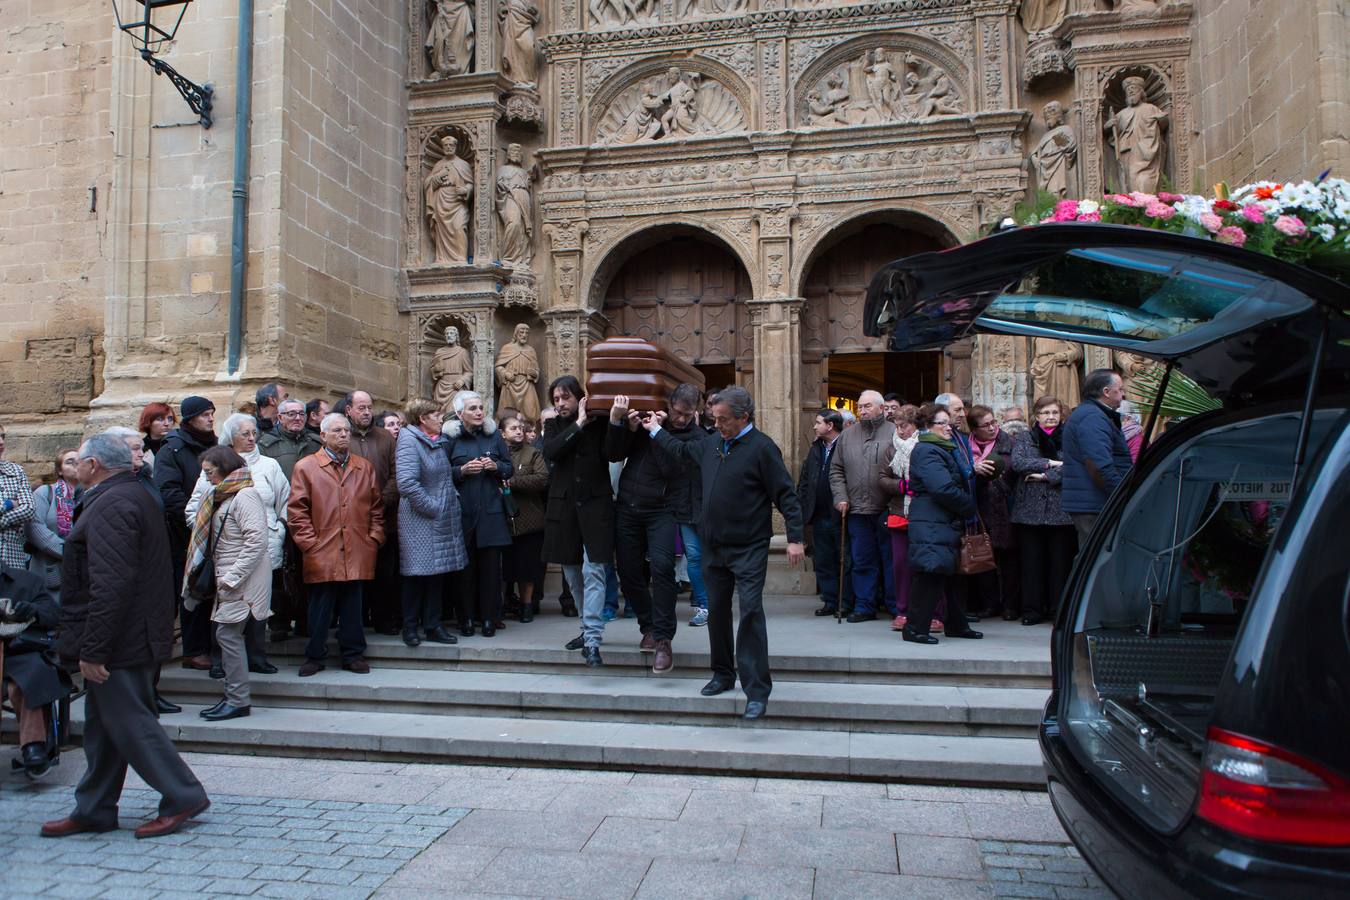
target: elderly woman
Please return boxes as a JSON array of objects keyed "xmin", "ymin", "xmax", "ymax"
[
  {"xmin": 1011, "ymin": 396, "xmax": 1077, "ymax": 626},
  {"xmin": 967, "ymin": 404, "xmax": 1020, "ymax": 621},
  {"xmin": 138, "ymin": 401, "xmax": 177, "ymax": 473},
  {"xmin": 187, "ymin": 446, "xmax": 271, "ymax": 721},
  {"xmin": 2, "ymin": 566, "xmax": 70, "ymax": 779},
  {"xmin": 445, "ymin": 391, "xmax": 514, "ymax": 637},
  {"xmin": 186, "ymin": 413, "xmax": 287, "ymax": 676},
  {"xmin": 395, "ymin": 399, "xmax": 466, "ymax": 647},
  {"xmin": 0, "ymin": 421, "xmax": 36, "ymax": 573},
  {"xmin": 501, "ymin": 415, "xmax": 548, "ymax": 623},
  {"xmin": 26, "ymin": 448, "xmax": 81, "ymax": 600},
  {"xmin": 880, "ymin": 406, "xmax": 944, "ymax": 633},
  {"xmin": 903, "ymin": 403, "xmax": 982, "ymax": 645}
]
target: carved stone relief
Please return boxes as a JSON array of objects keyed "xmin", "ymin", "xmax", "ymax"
[
  {"xmin": 1027, "ymin": 100, "xmax": 1078, "ymax": 198},
  {"xmin": 801, "ymin": 48, "xmax": 963, "ymax": 128},
  {"xmin": 700, "ymin": 42, "xmax": 757, "ymax": 84},
  {"xmin": 1102, "ymin": 69, "xmax": 1170, "ymax": 194},
  {"xmin": 426, "ymin": 0, "xmax": 475, "ymax": 77},
  {"xmin": 589, "ymin": 0, "xmax": 657, "ymax": 30},
  {"xmin": 499, "ymin": 0, "xmax": 539, "ymax": 85},
  {"xmin": 429, "ymin": 323, "xmax": 475, "ymax": 410},
  {"xmin": 495, "ymin": 143, "xmax": 537, "ymax": 269},
  {"xmin": 676, "ymin": 0, "xmax": 748, "ymax": 17},
  {"xmin": 595, "ymin": 69, "xmax": 747, "ymax": 143},
  {"xmin": 423, "ymin": 131, "xmax": 475, "ymax": 265}
]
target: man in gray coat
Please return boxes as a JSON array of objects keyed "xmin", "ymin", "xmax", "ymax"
[{"xmin": 829, "ymin": 390, "xmax": 897, "ymax": 622}]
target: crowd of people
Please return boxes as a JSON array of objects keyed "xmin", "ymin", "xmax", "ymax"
[{"xmin": 0, "ymin": 367, "xmax": 1138, "ymax": 832}]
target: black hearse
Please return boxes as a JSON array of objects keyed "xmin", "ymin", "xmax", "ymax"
[{"xmin": 863, "ymin": 223, "xmax": 1350, "ymax": 899}]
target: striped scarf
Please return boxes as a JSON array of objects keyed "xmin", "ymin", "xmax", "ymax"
[{"xmin": 181, "ymin": 468, "xmax": 253, "ymax": 597}]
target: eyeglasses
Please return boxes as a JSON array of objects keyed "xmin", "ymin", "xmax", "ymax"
[
  {"xmin": 280, "ymin": 410, "xmax": 305, "ymax": 417},
  {"xmin": 931, "ymin": 419, "xmax": 951, "ymax": 427}
]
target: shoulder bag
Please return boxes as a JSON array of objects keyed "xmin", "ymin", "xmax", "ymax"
[{"xmin": 958, "ymin": 514, "xmax": 997, "ymax": 575}]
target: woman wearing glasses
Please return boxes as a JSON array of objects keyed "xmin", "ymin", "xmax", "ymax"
[{"xmin": 901, "ymin": 403, "xmax": 983, "ymax": 645}]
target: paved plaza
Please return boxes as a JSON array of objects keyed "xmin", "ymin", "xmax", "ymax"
[{"xmin": 0, "ymin": 751, "xmax": 1109, "ymax": 899}]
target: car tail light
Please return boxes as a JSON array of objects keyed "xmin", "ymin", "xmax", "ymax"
[{"xmin": 1197, "ymin": 727, "xmax": 1350, "ymax": 846}]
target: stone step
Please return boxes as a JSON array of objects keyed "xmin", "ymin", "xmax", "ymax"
[
  {"xmin": 58, "ymin": 699, "xmax": 1047, "ymax": 787},
  {"xmin": 157, "ymin": 667, "xmax": 1047, "ymax": 737}
]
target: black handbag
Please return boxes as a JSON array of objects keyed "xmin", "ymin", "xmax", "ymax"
[
  {"xmin": 499, "ymin": 486, "xmax": 519, "ymax": 526},
  {"xmin": 186, "ymin": 508, "xmax": 227, "ymax": 603}
]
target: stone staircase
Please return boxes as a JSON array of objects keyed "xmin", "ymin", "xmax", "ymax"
[{"xmin": 59, "ymin": 594, "xmax": 1054, "ymax": 788}]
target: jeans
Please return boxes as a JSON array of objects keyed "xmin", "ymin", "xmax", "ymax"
[
  {"xmin": 680, "ymin": 524, "xmax": 708, "ymax": 609},
  {"xmin": 848, "ymin": 512, "xmax": 895, "ymax": 615},
  {"xmin": 562, "ymin": 548, "xmax": 608, "ymax": 648},
  {"xmin": 603, "ymin": 564, "xmax": 621, "ymax": 615},
  {"xmin": 305, "ymin": 581, "xmax": 366, "ymax": 664},
  {"xmin": 616, "ymin": 504, "xmax": 678, "ymax": 642}
]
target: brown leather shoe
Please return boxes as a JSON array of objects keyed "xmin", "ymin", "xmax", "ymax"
[
  {"xmin": 342, "ymin": 658, "xmax": 371, "ymax": 674},
  {"xmin": 298, "ymin": 659, "xmax": 325, "ymax": 677},
  {"xmin": 181, "ymin": 655, "xmax": 213, "ymax": 671},
  {"xmin": 639, "ymin": 632, "xmax": 656, "ymax": 653},
  {"xmin": 41, "ymin": 816, "xmax": 118, "ymax": 838},
  {"xmin": 652, "ymin": 640, "xmax": 674, "ymax": 675},
  {"xmin": 134, "ymin": 798, "xmax": 210, "ymax": 839}
]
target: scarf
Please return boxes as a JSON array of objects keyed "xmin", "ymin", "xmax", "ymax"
[
  {"xmin": 888, "ymin": 431, "xmax": 918, "ymax": 479},
  {"xmin": 918, "ymin": 431, "xmax": 956, "ymax": 451},
  {"xmin": 181, "ymin": 468, "xmax": 253, "ymax": 598},
  {"xmin": 1032, "ymin": 423, "xmax": 1063, "ymax": 461},
  {"xmin": 181, "ymin": 423, "xmax": 217, "ymax": 448},
  {"xmin": 323, "ymin": 447, "xmax": 349, "ymax": 468},
  {"xmin": 53, "ymin": 479, "xmax": 76, "ymax": 538},
  {"xmin": 971, "ymin": 423, "xmax": 1000, "ymax": 465}
]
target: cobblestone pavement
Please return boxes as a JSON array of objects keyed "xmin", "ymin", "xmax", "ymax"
[{"xmin": 0, "ymin": 752, "xmax": 1111, "ymax": 899}]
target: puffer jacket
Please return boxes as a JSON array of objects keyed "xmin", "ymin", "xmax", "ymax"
[
  {"xmin": 287, "ymin": 452, "xmax": 385, "ymax": 584},
  {"xmin": 1062, "ymin": 399, "xmax": 1133, "ymax": 514},
  {"xmin": 506, "ymin": 440, "xmax": 548, "ymax": 537},
  {"xmin": 209, "ymin": 487, "xmax": 272, "ymax": 624},
  {"xmin": 445, "ymin": 418, "xmax": 515, "ymax": 549},
  {"xmin": 152, "ymin": 426, "xmax": 213, "ymax": 564},
  {"xmin": 395, "ymin": 425, "xmax": 467, "ymax": 577},
  {"xmin": 1010, "ymin": 429, "xmax": 1073, "ymax": 527},
  {"xmin": 186, "ymin": 450, "xmax": 290, "ymax": 569},
  {"xmin": 828, "ymin": 416, "xmax": 896, "ymax": 514},
  {"xmin": 906, "ymin": 436, "xmax": 978, "ymax": 575}
]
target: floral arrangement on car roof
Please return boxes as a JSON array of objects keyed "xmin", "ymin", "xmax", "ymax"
[{"xmin": 1020, "ymin": 175, "xmax": 1350, "ymax": 284}]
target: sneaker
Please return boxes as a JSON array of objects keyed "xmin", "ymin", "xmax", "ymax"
[
  {"xmin": 690, "ymin": 609, "xmax": 709, "ymax": 627},
  {"xmin": 601, "ymin": 607, "xmax": 617, "ymax": 622}
]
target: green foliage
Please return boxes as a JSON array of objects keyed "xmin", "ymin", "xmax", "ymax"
[{"xmin": 1128, "ymin": 366, "xmax": 1222, "ymax": 419}]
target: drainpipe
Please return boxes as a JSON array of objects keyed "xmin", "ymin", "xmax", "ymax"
[{"xmin": 227, "ymin": 0, "xmax": 254, "ymax": 374}]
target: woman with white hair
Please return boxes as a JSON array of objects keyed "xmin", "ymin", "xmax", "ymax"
[
  {"xmin": 186, "ymin": 412, "xmax": 288, "ymax": 676},
  {"xmin": 444, "ymin": 391, "xmax": 514, "ymax": 637}
]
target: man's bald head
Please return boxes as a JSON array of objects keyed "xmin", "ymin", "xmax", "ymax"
[{"xmin": 857, "ymin": 390, "xmax": 885, "ymax": 423}]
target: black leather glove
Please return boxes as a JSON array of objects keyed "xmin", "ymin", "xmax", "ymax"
[{"xmin": 8, "ymin": 599, "xmax": 36, "ymax": 621}]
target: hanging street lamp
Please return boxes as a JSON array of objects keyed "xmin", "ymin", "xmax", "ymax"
[{"xmin": 110, "ymin": 0, "xmax": 213, "ymax": 128}]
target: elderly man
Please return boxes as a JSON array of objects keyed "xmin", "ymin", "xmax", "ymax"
[
  {"xmin": 645, "ymin": 386, "xmax": 804, "ymax": 721},
  {"xmin": 1062, "ymin": 370, "xmax": 1133, "ymax": 543},
  {"xmin": 336, "ymin": 390, "xmax": 400, "ymax": 635},
  {"xmin": 43, "ymin": 433, "xmax": 208, "ymax": 839},
  {"xmin": 829, "ymin": 390, "xmax": 898, "ymax": 623},
  {"xmin": 260, "ymin": 398, "xmax": 322, "ymax": 480},
  {"xmin": 798, "ymin": 409, "xmax": 850, "ymax": 618},
  {"xmin": 254, "ymin": 383, "xmax": 288, "ymax": 436},
  {"xmin": 287, "ymin": 414, "xmax": 385, "ymax": 677}
]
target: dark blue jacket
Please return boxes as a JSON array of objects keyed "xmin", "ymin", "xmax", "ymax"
[
  {"xmin": 446, "ymin": 421, "xmax": 515, "ymax": 549},
  {"xmin": 907, "ymin": 437, "xmax": 978, "ymax": 574},
  {"xmin": 1061, "ymin": 399, "xmax": 1133, "ymax": 514}
]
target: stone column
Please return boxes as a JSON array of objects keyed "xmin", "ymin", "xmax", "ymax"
[
  {"xmin": 971, "ymin": 335, "xmax": 1031, "ymax": 413},
  {"xmin": 747, "ymin": 297, "xmax": 803, "ymax": 462},
  {"xmin": 541, "ymin": 307, "xmax": 605, "ymax": 382},
  {"xmin": 469, "ymin": 118, "xmax": 496, "ymax": 265},
  {"xmin": 463, "ymin": 306, "xmax": 498, "ymax": 414}
]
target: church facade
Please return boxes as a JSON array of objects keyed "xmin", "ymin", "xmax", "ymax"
[{"xmin": 0, "ymin": 0, "xmax": 1346, "ymax": 469}]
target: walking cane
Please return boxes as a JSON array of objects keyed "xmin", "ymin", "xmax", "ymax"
[{"xmin": 837, "ymin": 510, "xmax": 847, "ymax": 625}]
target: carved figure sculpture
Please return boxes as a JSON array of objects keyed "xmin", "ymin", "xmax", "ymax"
[
  {"xmin": 431, "ymin": 326, "xmax": 474, "ymax": 411},
  {"xmin": 610, "ymin": 80, "xmax": 666, "ymax": 143},
  {"xmin": 660, "ymin": 69, "xmax": 702, "ymax": 138},
  {"xmin": 1106, "ymin": 76, "xmax": 1169, "ymax": 194},
  {"xmin": 1113, "ymin": 349, "xmax": 1156, "ymax": 380},
  {"xmin": 495, "ymin": 323, "xmax": 541, "ymax": 421},
  {"xmin": 499, "ymin": 0, "xmax": 539, "ymax": 86},
  {"xmin": 864, "ymin": 49, "xmax": 899, "ymax": 120},
  {"xmin": 426, "ymin": 0, "xmax": 475, "ymax": 77},
  {"xmin": 1020, "ymin": 0, "xmax": 1067, "ymax": 32},
  {"xmin": 1116, "ymin": 0, "xmax": 1160, "ymax": 11},
  {"xmin": 495, "ymin": 143, "xmax": 536, "ymax": 268},
  {"xmin": 903, "ymin": 52, "xmax": 963, "ymax": 118},
  {"xmin": 601, "ymin": 69, "xmax": 746, "ymax": 143},
  {"xmin": 1030, "ymin": 338, "xmax": 1083, "ymax": 407},
  {"xmin": 1029, "ymin": 101, "xmax": 1078, "ymax": 198},
  {"xmin": 590, "ymin": 0, "xmax": 653, "ymax": 27},
  {"xmin": 424, "ymin": 135, "xmax": 474, "ymax": 265}
]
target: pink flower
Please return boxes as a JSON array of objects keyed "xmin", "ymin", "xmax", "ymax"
[
  {"xmin": 1241, "ymin": 204, "xmax": 1266, "ymax": 224},
  {"xmin": 1217, "ymin": 226, "xmax": 1248, "ymax": 247},
  {"xmin": 1273, "ymin": 215, "xmax": 1307, "ymax": 237},
  {"xmin": 1144, "ymin": 201, "xmax": 1176, "ymax": 219},
  {"xmin": 1054, "ymin": 200, "xmax": 1079, "ymax": 216},
  {"xmin": 1129, "ymin": 191, "xmax": 1159, "ymax": 206},
  {"xmin": 1076, "ymin": 211, "xmax": 1102, "ymax": 222},
  {"xmin": 1157, "ymin": 192, "xmax": 1185, "ymax": 203},
  {"xmin": 1200, "ymin": 213, "xmax": 1224, "ymax": 233},
  {"xmin": 1108, "ymin": 193, "xmax": 1138, "ymax": 207}
]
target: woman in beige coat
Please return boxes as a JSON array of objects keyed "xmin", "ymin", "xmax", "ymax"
[{"xmin": 189, "ymin": 446, "xmax": 271, "ymax": 722}]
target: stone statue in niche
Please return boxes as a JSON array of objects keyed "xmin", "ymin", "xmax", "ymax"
[
  {"xmin": 431, "ymin": 325, "xmax": 474, "ymax": 412},
  {"xmin": 427, "ymin": 0, "xmax": 475, "ymax": 77},
  {"xmin": 424, "ymin": 135, "xmax": 474, "ymax": 265},
  {"xmin": 495, "ymin": 143, "xmax": 537, "ymax": 269},
  {"xmin": 1029, "ymin": 338, "xmax": 1082, "ymax": 408},
  {"xmin": 1020, "ymin": 0, "xmax": 1067, "ymax": 32},
  {"xmin": 804, "ymin": 50, "xmax": 963, "ymax": 128},
  {"xmin": 1028, "ymin": 101, "xmax": 1078, "ymax": 198},
  {"xmin": 1105, "ymin": 75, "xmax": 1169, "ymax": 194},
  {"xmin": 600, "ymin": 69, "xmax": 746, "ymax": 143},
  {"xmin": 589, "ymin": 0, "xmax": 655, "ymax": 29},
  {"xmin": 499, "ymin": 0, "xmax": 540, "ymax": 86},
  {"xmin": 495, "ymin": 323, "xmax": 542, "ymax": 421}
]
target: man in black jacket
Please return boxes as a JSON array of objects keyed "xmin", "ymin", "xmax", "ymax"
[
  {"xmin": 542, "ymin": 376, "xmax": 615, "ymax": 666},
  {"xmin": 151, "ymin": 395, "xmax": 216, "ymax": 669},
  {"xmin": 43, "ymin": 432, "xmax": 208, "ymax": 840},
  {"xmin": 662, "ymin": 384, "xmax": 710, "ymax": 627},
  {"xmin": 646, "ymin": 386, "xmax": 805, "ymax": 720},
  {"xmin": 797, "ymin": 409, "xmax": 849, "ymax": 618},
  {"xmin": 606, "ymin": 393, "xmax": 685, "ymax": 674}
]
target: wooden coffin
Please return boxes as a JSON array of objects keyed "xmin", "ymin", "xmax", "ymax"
[{"xmin": 585, "ymin": 337, "xmax": 705, "ymax": 414}]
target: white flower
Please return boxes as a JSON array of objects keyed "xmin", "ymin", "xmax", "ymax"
[
  {"xmin": 1313, "ymin": 224, "xmax": 1336, "ymax": 242},
  {"xmin": 1077, "ymin": 199, "xmax": 1100, "ymax": 215},
  {"xmin": 1173, "ymin": 195, "xmax": 1213, "ymax": 224}
]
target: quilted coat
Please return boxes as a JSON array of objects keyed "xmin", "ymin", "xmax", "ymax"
[
  {"xmin": 506, "ymin": 440, "xmax": 548, "ymax": 538},
  {"xmin": 906, "ymin": 437, "xmax": 978, "ymax": 575},
  {"xmin": 394, "ymin": 425, "xmax": 467, "ymax": 576}
]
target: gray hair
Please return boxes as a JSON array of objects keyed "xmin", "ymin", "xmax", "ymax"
[
  {"xmin": 219, "ymin": 412, "xmax": 259, "ymax": 446},
  {"xmin": 1082, "ymin": 369, "xmax": 1120, "ymax": 401},
  {"xmin": 103, "ymin": 426, "xmax": 143, "ymax": 448},
  {"xmin": 320, "ymin": 412, "xmax": 351, "ymax": 434},
  {"xmin": 710, "ymin": 385, "xmax": 754, "ymax": 421},
  {"xmin": 80, "ymin": 432, "xmax": 134, "ymax": 471},
  {"xmin": 277, "ymin": 398, "xmax": 304, "ymax": 414},
  {"xmin": 934, "ymin": 392, "xmax": 961, "ymax": 407},
  {"xmin": 452, "ymin": 390, "xmax": 484, "ymax": 415}
]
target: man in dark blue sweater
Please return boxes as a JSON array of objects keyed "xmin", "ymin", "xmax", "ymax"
[{"xmin": 645, "ymin": 386, "xmax": 805, "ymax": 721}]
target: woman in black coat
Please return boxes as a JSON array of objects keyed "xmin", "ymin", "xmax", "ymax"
[
  {"xmin": 1011, "ymin": 396, "xmax": 1078, "ymax": 626},
  {"xmin": 445, "ymin": 391, "xmax": 514, "ymax": 637},
  {"xmin": 967, "ymin": 404, "xmax": 1020, "ymax": 620},
  {"xmin": 903, "ymin": 403, "xmax": 982, "ymax": 645}
]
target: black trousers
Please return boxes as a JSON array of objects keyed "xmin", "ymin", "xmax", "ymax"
[
  {"xmin": 1019, "ymin": 524, "xmax": 1078, "ymax": 618},
  {"xmin": 175, "ymin": 551, "xmax": 213, "ymax": 657},
  {"xmin": 367, "ymin": 534, "xmax": 402, "ymax": 630},
  {"xmin": 73, "ymin": 663, "xmax": 207, "ymax": 826},
  {"xmin": 616, "ymin": 504, "xmax": 678, "ymax": 642},
  {"xmin": 704, "ymin": 538, "xmax": 772, "ymax": 702},
  {"xmin": 402, "ymin": 573, "xmax": 445, "ymax": 631},
  {"xmin": 908, "ymin": 571, "xmax": 971, "ymax": 636},
  {"xmin": 304, "ymin": 581, "xmax": 366, "ymax": 664},
  {"xmin": 459, "ymin": 539, "xmax": 503, "ymax": 626},
  {"xmin": 971, "ymin": 548, "xmax": 1021, "ymax": 616},
  {"xmin": 810, "ymin": 512, "xmax": 853, "ymax": 612}
]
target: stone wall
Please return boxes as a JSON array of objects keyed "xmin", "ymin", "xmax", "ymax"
[
  {"xmin": 1192, "ymin": 0, "xmax": 1349, "ymax": 186},
  {"xmin": 0, "ymin": 0, "xmax": 113, "ymax": 469}
]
